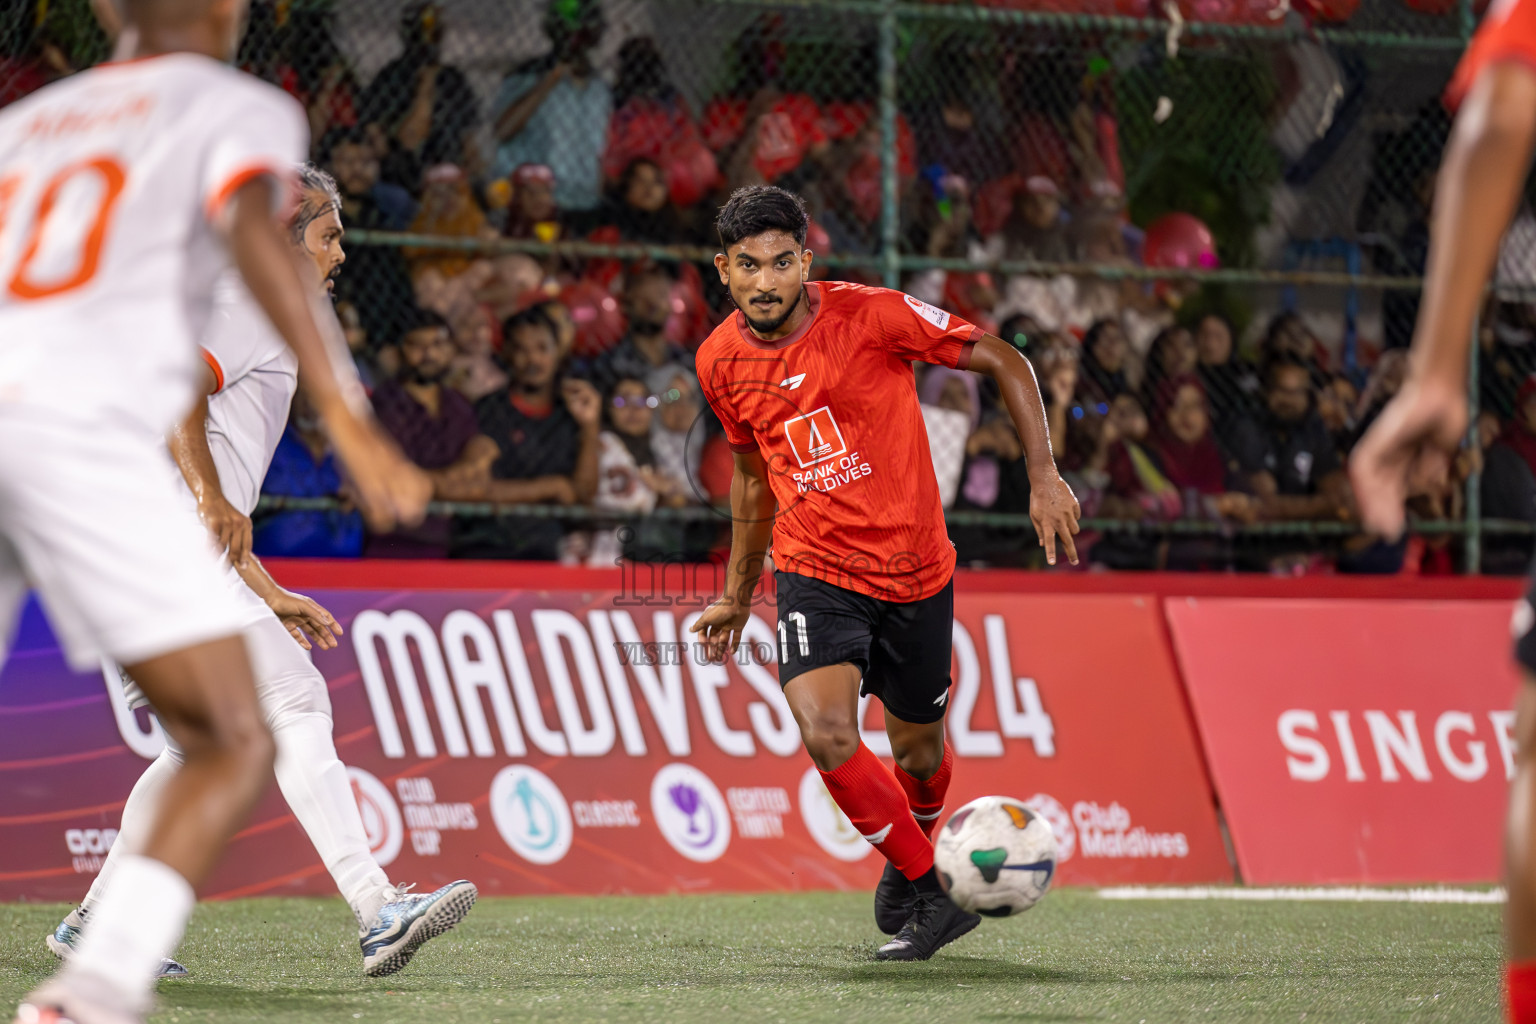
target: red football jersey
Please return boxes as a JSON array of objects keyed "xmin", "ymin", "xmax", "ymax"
[
  {"xmin": 1447, "ymin": 0, "xmax": 1536, "ymax": 108},
  {"xmin": 697, "ymin": 281, "xmax": 982, "ymax": 603}
]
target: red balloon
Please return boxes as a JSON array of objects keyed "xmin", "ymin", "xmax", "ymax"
[
  {"xmin": 664, "ymin": 264, "xmax": 710, "ymax": 348},
  {"xmin": 973, "ymin": 175, "xmax": 1024, "ymax": 238},
  {"xmin": 582, "ymin": 225, "xmax": 625, "ymax": 292},
  {"xmin": 805, "ymin": 219, "xmax": 831, "ymax": 255},
  {"xmin": 665, "ymin": 138, "xmax": 720, "ymax": 209},
  {"xmin": 560, "ymin": 279, "xmax": 626, "ymax": 358},
  {"xmin": 1297, "ymin": 0, "xmax": 1359, "ymax": 21},
  {"xmin": 1143, "ymin": 212, "xmax": 1218, "ymax": 271}
]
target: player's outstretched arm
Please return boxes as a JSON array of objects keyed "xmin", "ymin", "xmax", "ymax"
[
  {"xmin": 967, "ymin": 334, "xmax": 1082, "ymax": 566},
  {"xmin": 690, "ymin": 449, "xmax": 775, "ymax": 664},
  {"xmin": 168, "ymin": 365, "xmax": 252, "ymax": 569},
  {"xmin": 224, "ymin": 176, "xmax": 430, "ymax": 533},
  {"xmin": 1352, "ymin": 62, "xmax": 1536, "ymax": 539}
]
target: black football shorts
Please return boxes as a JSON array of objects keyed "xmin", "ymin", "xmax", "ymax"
[{"xmin": 773, "ymin": 569, "xmax": 955, "ymax": 725}]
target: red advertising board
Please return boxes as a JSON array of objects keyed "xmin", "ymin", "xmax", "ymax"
[
  {"xmin": 0, "ymin": 577, "xmax": 1230, "ymax": 901},
  {"xmin": 1166, "ymin": 597, "xmax": 1523, "ymax": 885}
]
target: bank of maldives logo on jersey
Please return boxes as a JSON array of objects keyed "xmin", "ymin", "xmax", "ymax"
[{"xmin": 783, "ymin": 406, "xmax": 848, "ymax": 468}]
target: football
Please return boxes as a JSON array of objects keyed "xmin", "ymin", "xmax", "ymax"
[{"xmin": 933, "ymin": 795, "xmax": 1058, "ymax": 917}]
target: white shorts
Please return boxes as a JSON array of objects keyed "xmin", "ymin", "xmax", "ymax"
[
  {"xmin": 123, "ymin": 611, "xmax": 330, "ymax": 726},
  {"xmin": 0, "ymin": 409, "xmax": 249, "ymax": 671}
]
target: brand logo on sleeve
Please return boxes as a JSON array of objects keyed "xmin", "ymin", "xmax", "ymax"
[{"xmin": 903, "ymin": 293, "xmax": 951, "ymax": 331}]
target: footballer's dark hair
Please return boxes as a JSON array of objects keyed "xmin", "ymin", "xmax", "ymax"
[
  {"xmin": 290, "ymin": 163, "xmax": 342, "ymax": 246},
  {"xmin": 715, "ymin": 185, "xmax": 809, "ymax": 251}
]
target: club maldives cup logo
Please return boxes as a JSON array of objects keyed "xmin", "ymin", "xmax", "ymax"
[
  {"xmin": 347, "ymin": 767, "xmax": 403, "ymax": 868},
  {"xmin": 650, "ymin": 763, "xmax": 731, "ymax": 863},
  {"xmin": 489, "ymin": 765, "xmax": 573, "ymax": 865}
]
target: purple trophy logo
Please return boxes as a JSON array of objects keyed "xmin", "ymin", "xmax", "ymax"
[{"xmin": 669, "ymin": 782, "xmax": 716, "ymax": 847}]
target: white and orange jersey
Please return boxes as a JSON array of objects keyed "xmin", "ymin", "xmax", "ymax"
[
  {"xmin": 0, "ymin": 52, "xmax": 307, "ymax": 437},
  {"xmin": 198, "ymin": 266, "xmax": 366, "ymax": 517},
  {"xmin": 200, "ymin": 270, "xmax": 298, "ymax": 517}
]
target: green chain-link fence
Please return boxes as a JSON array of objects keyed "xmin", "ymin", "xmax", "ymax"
[{"xmin": 6, "ymin": 0, "xmax": 1529, "ymax": 573}]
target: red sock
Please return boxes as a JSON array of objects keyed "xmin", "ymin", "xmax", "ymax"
[
  {"xmin": 894, "ymin": 744, "xmax": 954, "ymax": 839},
  {"xmin": 1509, "ymin": 961, "xmax": 1536, "ymax": 1023},
  {"xmin": 819, "ymin": 743, "xmax": 934, "ymax": 880}
]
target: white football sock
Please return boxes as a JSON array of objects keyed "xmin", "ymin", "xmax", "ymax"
[
  {"xmin": 79, "ymin": 744, "xmax": 183, "ymax": 917},
  {"xmin": 272, "ymin": 711, "xmax": 392, "ymax": 927},
  {"xmin": 63, "ymin": 855, "xmax": 192, "ymax": 1009}
]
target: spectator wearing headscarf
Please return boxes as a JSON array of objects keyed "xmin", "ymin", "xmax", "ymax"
[
  {"xmin": 1150, "ymin": 375, "xmax": 1257, "ymax": 522},
  {"xmin": 1078, "ymin": 318, "xmax": 1133, "ymax": 407},
  {"xmin": 1195, "ymin": 313, "xmax": 1258, "ymax": 427}
]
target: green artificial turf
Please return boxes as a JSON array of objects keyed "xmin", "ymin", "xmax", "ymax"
[{"xmin": 0, "ymin": 890, "xmax": 1502, "ymax": 1023}]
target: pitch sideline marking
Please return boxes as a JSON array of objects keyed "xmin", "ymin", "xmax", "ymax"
[{"xmin": 1098, "ymin": 886, "xmax": 1505, "ymax": 904}]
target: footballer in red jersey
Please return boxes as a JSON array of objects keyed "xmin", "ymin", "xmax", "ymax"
[
  {"xmin": 690, "ymin": 186, "xmax": 1079, "ymax": 961},
  {"xmin": 1351, "ymin": 0, "xmax": 1536, "ymax": 1018}
]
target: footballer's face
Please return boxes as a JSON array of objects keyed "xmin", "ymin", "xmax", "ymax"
[
  {"xmin": 301, "ymin": 204, "xmax": 346, "ymax": 294},
  {"xmin": 715, "ymin": 230, "xmax": 813, "ymax": 339}
]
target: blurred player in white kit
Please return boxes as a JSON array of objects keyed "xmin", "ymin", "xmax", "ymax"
[
  {"xmin": 0, "ymin": 0, "xmax": 431, "ymax": 1021},
  {"xmin": 44, "ymin": 164, "xmax": 478, "ymax": 982}
]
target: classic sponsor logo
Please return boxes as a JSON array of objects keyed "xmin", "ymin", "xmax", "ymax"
[
  {"xmin": 727, "ymin": 786, "xmax": 790, "ymax": 838},
  {"xmin": 651, "ymin": 763, "xmax": 731, "ymax": 862},
  {"xmin": 489, "ymin": 765, "xmax": 572, "ymax": 865},
  {"xmin": 1277, "ymin": 709, "xmax": 1517, "ymax": 783},
  {"xmin": 64, "ymin": 828, "xmax": 117, "ymax": 874},
  {"xmin": 798, "ymin": 768, "xmax": 870, "ymax": 862},
  {"xmin": 348, "ymin": 767, "xmax": 403, "ymax": 868},
  {"xmin": 395, "ymin": 776, "xmax": 477, "ymax": 857},
  {"xmin": 1023, "ymin": 794, "xmax": 1189, "ymax": 861},
  {"xmin": 782, "ymin": 406, "xmax": 848, "ymax": 468},
  {"xmin": 572, "ymin": 800, "xmax": 641, "ymax": 828}
]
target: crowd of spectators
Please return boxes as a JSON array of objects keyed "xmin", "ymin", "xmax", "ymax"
[{"xmin": 5, "ymin": 0, "xmax": 1529, "ymax": 574}]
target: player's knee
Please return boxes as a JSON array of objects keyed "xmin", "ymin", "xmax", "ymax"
[
  {"xmin": 228, "ymin": 711, "xmax": 275, "ymax": 777},
  {"xmin": 891, "ymin": 735, "xmax": 943, "ymax": 780},
  {"xmin": 262, "ymin": 672, "xmax": 333, "ymax": 732},
  {"xmin": 203, "ymin": 701, "xmax": 275, "ymax": 776},
  {"xmin": 800, "ymin": 715, "xmax": 860, "ymax": 772}
]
